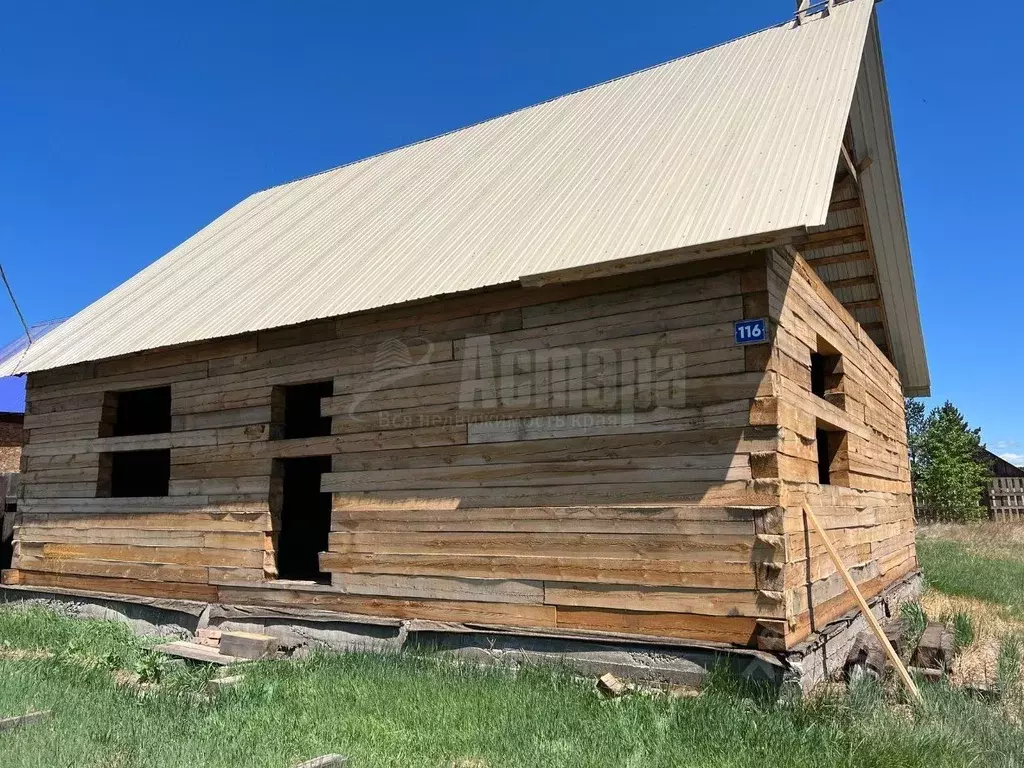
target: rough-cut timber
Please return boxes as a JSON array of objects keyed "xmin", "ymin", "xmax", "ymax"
[
  {"xmin": 1, "ymin": 1, "xmax": 927, "ymax": 658},
  {"xmin": 5, "ymin": 247, "xmax": 916, "ymax": 651}
]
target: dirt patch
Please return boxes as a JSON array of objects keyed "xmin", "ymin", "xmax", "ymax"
[
  {"xmin": 919, "ymin": 590, "xmax": 1023, "ymax": 688},
  {"xmin": 0, "ymin": 647, "xmax": 53, "ymax": 661}
]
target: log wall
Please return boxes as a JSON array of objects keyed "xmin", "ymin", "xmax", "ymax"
[
  {"xmin": 4, "ymin": 249, "xmax": 916, "ymax": 649},
  {"xmin": 765, "ymin": 248, "xmax": 915, "ymax": 648}
]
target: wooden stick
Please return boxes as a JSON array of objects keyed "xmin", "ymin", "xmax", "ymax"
[
  {"xmin": 293, "ymin": 757, "xmax": 348, "ymax": 768},
  {"xmin": 0, "ymin": 710, "xmax": 51, "ymax": 732},
  {"xmin": 803, "ymin": 505, "xmax": 922, "ymax": 704}
]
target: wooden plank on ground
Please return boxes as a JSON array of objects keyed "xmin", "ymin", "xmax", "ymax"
[
  {"xmin": 155, "ymin": 641, "xmax": 239, "ymax": 665},
  {"xmin": 0, "ymin": 710, "xmax": 51, "ymax": 732},
  {"xmin": 293, "ymin": 756, "xmax": 348, "ymax": 768}
]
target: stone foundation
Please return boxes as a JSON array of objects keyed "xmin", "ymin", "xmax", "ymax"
[{"xmin": 1, "ymin": 571, "xmax": 922, "ymax": 693}]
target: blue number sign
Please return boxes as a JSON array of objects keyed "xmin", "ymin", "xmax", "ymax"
[{"xmin": 734, "ymin": 318, "xmax": 768, "ymax": 345}]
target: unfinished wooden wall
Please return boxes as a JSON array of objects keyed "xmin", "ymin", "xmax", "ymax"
[
  {"xmin": 764, "ymin": 247, "xmax": 915, "ymax": 648},
  {"xmin": 4, "ymin": 248, "xmax": 917, "ymax": 650}
]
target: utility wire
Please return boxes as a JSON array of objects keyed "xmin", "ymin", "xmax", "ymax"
[{"xmin": 0, "ymin": 263, "xmax": 32, "ymax": 344}]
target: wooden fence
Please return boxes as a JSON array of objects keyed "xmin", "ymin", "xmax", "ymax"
[
  {"xmin": 988, "ymin": 477, "xmax": 1024, "ymax": 522},
  {"xmin": 915, "ymin": 477, "xmax": 1024, "ymax": 522}
]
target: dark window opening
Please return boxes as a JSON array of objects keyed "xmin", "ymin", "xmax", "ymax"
[
  {"xmin": 111, "ymin": 387, "xmax": 171, "ymax": 436},
  {"xmin": 0, "ymin": 506, "xmax": 13, "ymax": 572},
  {"xmin": 273, "ymin": 381, "xmax": 333, "ymax": 439},
  {"xmin": 815, "ymin": 428, "xmax": 847, "ymax": 486},
  {"xmin": 274, "ymin": 455, "xmax": 331, "ymax": 582},
  {"xmin": 0, "ymin": 475, "xmax": 14, "ymax": 571},
  {"xmin": 100, "ymin": 450, "xmax": 170, "ymax": 497},
  {"xmin": 810, "ymin": 336, "xmax": 843, "ymax": 406},
  {"xmin": 0, "ymin": 539, "xmax": 11, "ymax": 572},
  {"xmin": 810, "ymin": 353, "xmax": 827, "ymax": 398},
  {"xmin": 816, "ymin": 428, "xmax": 832, "ymax": 484}
]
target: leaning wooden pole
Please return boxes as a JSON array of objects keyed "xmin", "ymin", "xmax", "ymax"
[{"xmin": 803, "ymin": 505, "xmax": 922, "ymax": 704}]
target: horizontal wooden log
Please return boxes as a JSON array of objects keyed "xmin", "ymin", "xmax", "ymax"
[
  {"xmin": 16, "ymin": 526, "xmax": 264, "ymax": 550},
  {"xmin": 29, "ymin": 542, "xmax": 262, "ymax": 569},
  {"xmin": 169, "ymin": 477, "xmax": 271, "ymax": 497},
  {"xmin": 328, "ymin": 530, "xmax": 772, "ymax": 561},
  {"xmin": 329, "ymin": 479, "xmax": 781, "ymax": 509},
  {"xmin": 466, "ymin": 401, "xmax": 753, "ymax": 444},
  {"xmin": 331, "ymin": 574, "xmax": 545, "ymax": 604},
  {"xmin": 170, "ymin": 406, "xmax": 271, "ymax": 432},
  {"xmin": 328, "ymin": 429, "xmax": 775, "ymax": 474},
  {"xmin": 169, "ymin": 425, "xmax": 468, "ymax": 464},
  {"xmin": 11, "ymin": 570, "xmax": 219, "ymax": 602},
  {"xmin": 555, "ymin": 606, "xmax": 757, "ymax": 645},
  {"xmin": 17, "ymin": 555, "xmax": 211, "ymax": 584},
  {"xmin": 319, "ymin": 552, "xmax": 758, "ymax": 589},
  {"xmin": 323, "ymin": 455, "xmax": 751, "ymax": 493},
  {"xmin": 216, "ymin": 585, "xmax": 558, "ymax": 628},
  {"xmin": 17, "ymin": 510, "xmax": 270, "ymax": 530},
  {"xmin": 331, "ymin": 504, "xmax": 759, "ymax": 535},
  {"xmin": 19, "ymin": 497, "xmax": 268, "ymax": 516},
  {"xmin": 793, "ymin": 225, "xmax": 866, "ymax": 251},
  {"xmin": 543, "ymin": 582, "xmax": 786, "ymax": 619}
]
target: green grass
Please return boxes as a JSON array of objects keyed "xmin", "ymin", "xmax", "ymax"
[
  {"xmin": 2, "ymin": 606, "xmax": 1024, "ymax": 767},
  {"xmin": 917, "ymin": 538, "xmax": 1024, "ymax": 618}
]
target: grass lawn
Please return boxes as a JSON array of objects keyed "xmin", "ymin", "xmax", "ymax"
[
  {"xmin": 1, "ymin": 524, "xmax": 1023, "ymax": 767},
  {"xmin": 917, "ymin": 537, "xmax": 1024, "ymax": 617}
]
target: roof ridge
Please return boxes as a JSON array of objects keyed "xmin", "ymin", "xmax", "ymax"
[{"xmin": 256, "ymin": 3, "xmax": 846, "ymax": 195}]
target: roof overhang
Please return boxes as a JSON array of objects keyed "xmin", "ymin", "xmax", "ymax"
[{"xmin": 846, "ymin": 13, "xmax": 929, "ymax": 395}]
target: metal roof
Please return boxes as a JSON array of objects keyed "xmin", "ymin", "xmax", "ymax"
[{"xmin": 4, "ymin": 0, "xmax": 925, "ymax": 391}]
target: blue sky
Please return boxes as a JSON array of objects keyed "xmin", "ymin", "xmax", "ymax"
[{"xmin": 1, "ymin": 1, "xmax": 1022, "ymax": 461}]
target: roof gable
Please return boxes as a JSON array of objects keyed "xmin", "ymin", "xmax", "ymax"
[{"xmin": 5, "ymin": 0, "xmax": 923, "ymax": 386}]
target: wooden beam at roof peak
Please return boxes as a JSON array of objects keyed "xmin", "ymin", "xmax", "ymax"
[
  {"xmin": 829, "ymin": 198, "xmax": 861, "ymax": 212},
  {"xmin": 826, "ymin": 274, "xmax": 876, "ymax": 291},
  {"xmin": 840, "ymin": 143, "xmax": 859, "ymax": 186},
  {"xmin": 844, "ymin": 298, "xmax": 882, "ymax": 312},
  {"xmin": 805, "ymin": 250, "xmax": 870, "ymax": 267},
  {"xmin": 793, "ymin": 225, "xmax": 866, "ymax": 251}
]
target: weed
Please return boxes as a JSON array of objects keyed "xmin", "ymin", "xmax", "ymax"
[
  {"xmin": 952, "ymin": 612, "xmax": 976, "ymax": 650},
  {"xmin": 133, "ymin": 649, "xmax": 169, "ymax": 684},
  {"xmin": 997, "ymin": 636, "xmax": 1021, "ymax": 693},
  {"xmin": 901, "ymin": 601, "xmax": 929, "ymax": 648}
]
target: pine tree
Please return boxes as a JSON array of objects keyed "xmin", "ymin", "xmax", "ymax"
[
  {"xmin": 915, "ymin": 401, "xmax": 991, "ymax": 522},
  {"xmin": 905, "ymin": 397, "xmax": 926, "ymax": 486}
]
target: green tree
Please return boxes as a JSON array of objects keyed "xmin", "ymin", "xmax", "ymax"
[
  {"xmin": 915, "ymin": 401, "xmax": 990, "ymax": 522},
  {"xmin": 905, "ymin": 397, "xmax": 926, "ymax": 485}
]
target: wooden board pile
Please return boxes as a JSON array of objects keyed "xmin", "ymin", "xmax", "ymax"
[
  {"xmin": 155, "ymin": 629, "xmax": 278, "ymax": 665},
  {"xmin": 845, "ymin": 621, "xmax": 955, "ymax": 684}
]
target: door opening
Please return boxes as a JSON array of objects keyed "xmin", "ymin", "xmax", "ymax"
[{"xmin": 274, "ymin": 455, "xmax": 332, "ymax": 582}]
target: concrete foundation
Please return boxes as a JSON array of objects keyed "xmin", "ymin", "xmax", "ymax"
[
  {"xmin": 1, "ymin": 571, "xmax": 922, "ymax": 693},
  {"xmin": 784, "ymin": 570, "xmax": 924, "ymax": 692}
]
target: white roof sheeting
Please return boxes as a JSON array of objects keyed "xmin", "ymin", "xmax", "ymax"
[{"xmin": 6, "ymin": 0, "xmax": 924, "ymax": 390}]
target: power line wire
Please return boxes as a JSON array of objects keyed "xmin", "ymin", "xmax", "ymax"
[{"xmin": 0, "ymin": 263, "xmax": 32, "ymax": 344}]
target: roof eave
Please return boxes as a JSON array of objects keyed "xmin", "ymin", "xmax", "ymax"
[
  {"xmin": 848, "ymin": 10, "xmax": 930, "ymax": 397},
  {"xmin": 519, "ymin": 227, "xmax": 808, "ymax": 288}
]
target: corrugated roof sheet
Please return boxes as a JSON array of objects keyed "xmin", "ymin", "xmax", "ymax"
[{"xmin": 7, "ymin": 0, "xmax": 886, "ymax": 376}]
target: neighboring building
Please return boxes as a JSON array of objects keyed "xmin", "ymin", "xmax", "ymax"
[
  {"xmin": 0, "ymin": 412, "xmax": 23, "ymax": 474},
  {"xmin": 981, "ymin": 448, "xmax": 1024, "ymax": 521},
  {"xmin": 0, "ymin": 412, "xmax": 23, "ymax": 572},
  {"xmin": 982, "ymin": 447, "xmax": 1024, "ymax": 479},
  {"xmin": 0, "ymin": 0, "xmax": 927, "ymax": 653}
]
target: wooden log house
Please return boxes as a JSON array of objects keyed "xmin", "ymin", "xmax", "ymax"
[{"xmin": 1, "ymin": 0, "xmax": 929, "ymax": 652}]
